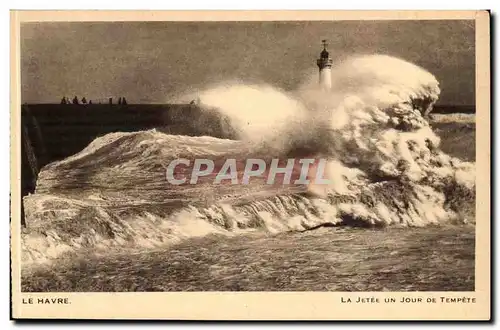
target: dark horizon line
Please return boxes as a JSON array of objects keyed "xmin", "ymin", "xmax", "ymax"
[{"xmin": 22, "ymin": 102, "xmax": 477, "ymax": 107}]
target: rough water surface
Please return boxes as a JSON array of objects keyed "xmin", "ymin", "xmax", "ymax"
[{"xmin": 22, "ymin": 55, "xmax": 475, "ymax": 269}]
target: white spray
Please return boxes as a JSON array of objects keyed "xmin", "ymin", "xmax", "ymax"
[{"xmin": 22, "ymin": 55, "xmax": 476, "ymax": 263}]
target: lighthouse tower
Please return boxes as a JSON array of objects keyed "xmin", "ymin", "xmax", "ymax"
[{"xmin": 317, "ymin": 40, "xmax": 333, "ymax": 90}]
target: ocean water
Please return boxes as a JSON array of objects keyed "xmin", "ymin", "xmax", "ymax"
[{"xmin": 22, "ymin": 55, "xmax": 475, "ymax": 264}]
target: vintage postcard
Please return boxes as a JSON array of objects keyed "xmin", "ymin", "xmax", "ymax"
[{"xmin": 10, "ymin": 10, "xmax": 490, "ymax": 320}]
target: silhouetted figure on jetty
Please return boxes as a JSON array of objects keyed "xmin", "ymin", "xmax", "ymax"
[
  {"xmin": 109, "ymin": 97, "xmax": 113, "ymax": 105},
  {"xmin": 118, "ymin": 97, "xmax": 122, "ymax": 105},
  {"xmin": 81, "ymin": 97, "xmax": 87, "ymax": 104},
  {"xmin": 60, "ymin": 96, "xmax": 68, "ymax": 104},
  {"xmin": 122, "ymin": 97, "xmax": 127, "ymax": 105},
  {"xmin": 72, "ymin": 96, "xmax": 79, "ymax": 105},
  {"xmin": 89, "ymin": 100, "xmax": 92, "ymax": 104},
  {"xmin": 190, "ymin": 97, "xmax": 201, "ymax": 105}
]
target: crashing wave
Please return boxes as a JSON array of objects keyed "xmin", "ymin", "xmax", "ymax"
[{"xmin": 22, "ymin": 55, "xmax": 475, "ymax": 264}]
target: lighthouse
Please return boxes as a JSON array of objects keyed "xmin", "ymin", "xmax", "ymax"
[{"xmin": 317, "ymin": 39, "xmax": 333, "ymax": 90}]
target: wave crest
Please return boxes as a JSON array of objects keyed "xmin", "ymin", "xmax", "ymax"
[{"xmin": 22, "ymin": 55, "xmax": 474, "ymax": 264}]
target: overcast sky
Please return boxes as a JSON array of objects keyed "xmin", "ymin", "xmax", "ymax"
[{"xmin": 21, "ymin": 20, "xmax": 475, "ymax": 105}]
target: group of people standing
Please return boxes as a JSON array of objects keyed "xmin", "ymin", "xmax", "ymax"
[{"xmin": 60, "ymin": 96, "xmax": 128, "ymax": 105}]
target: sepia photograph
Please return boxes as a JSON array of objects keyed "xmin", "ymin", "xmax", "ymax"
[{"xmin": 10, "ymin": 10, "xmax": 490, "ymax": 320}]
